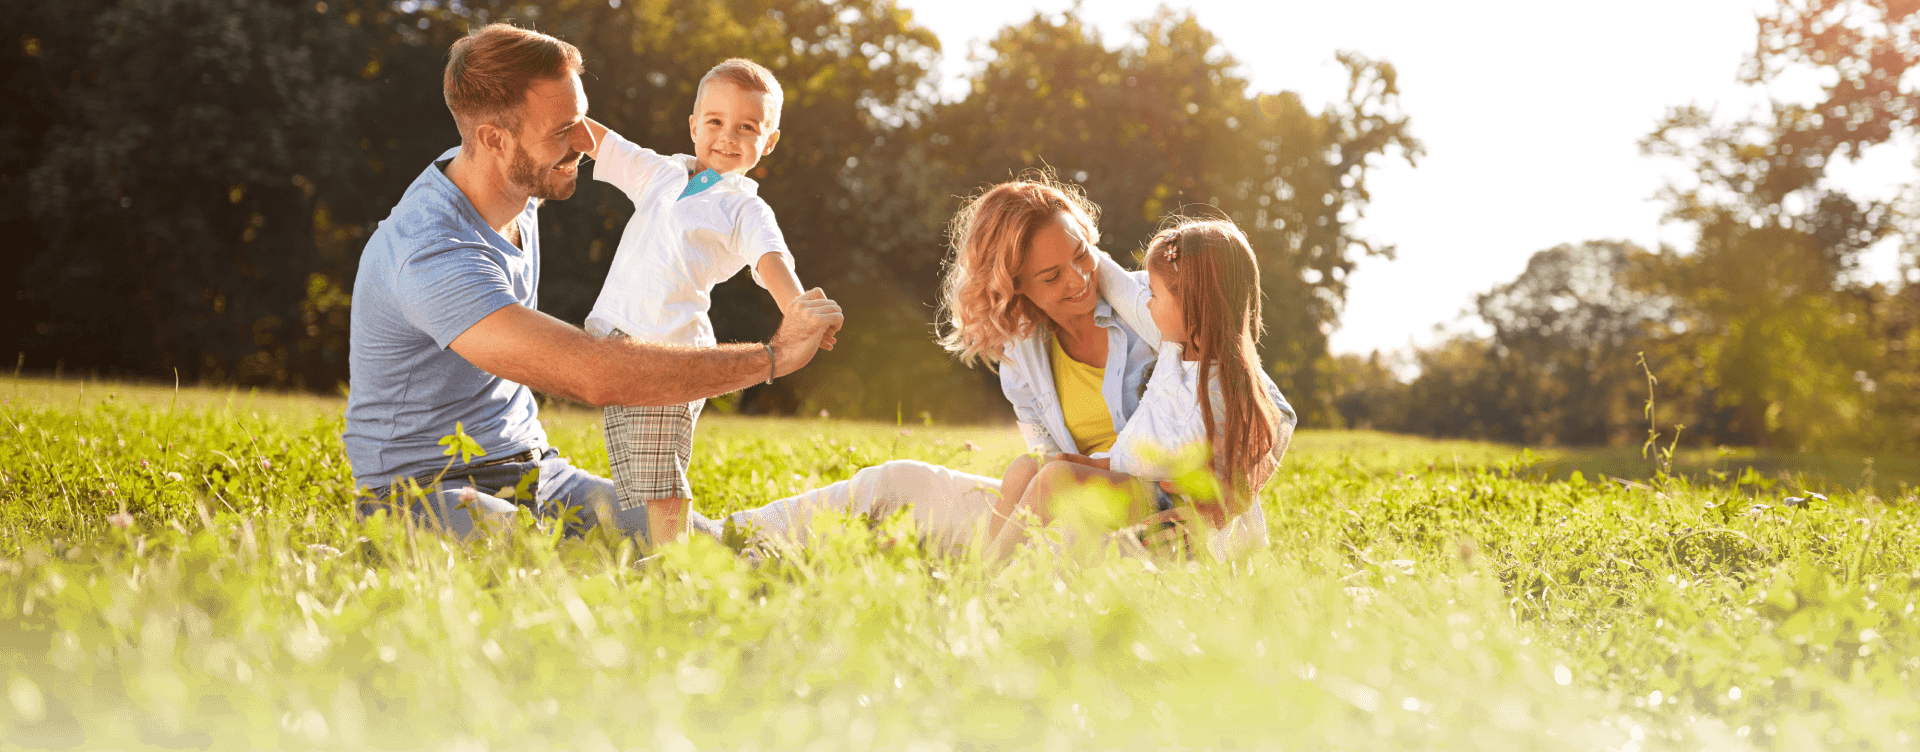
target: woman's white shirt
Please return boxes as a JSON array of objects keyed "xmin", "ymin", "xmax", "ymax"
[{"xmin": 997, "ymin": 296, "xmax": 1156, "ymax": 456}]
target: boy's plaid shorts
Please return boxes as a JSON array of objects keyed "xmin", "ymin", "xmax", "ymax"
[
  {"xmin": 603, "ymin": 398, "xmax": 704, "ymax": 508},
  {"xmin": 598, "ymin": 328, "xmax": 706, "ymax": 508}
]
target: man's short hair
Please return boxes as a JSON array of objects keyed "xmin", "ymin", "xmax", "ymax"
[
  {"xmin": 695, "ymin": 59, "xmax": 784, "ymax": 129},
  {"xmin": 444, "ymin": 23, "xmax": 584, "ymax": 141}
]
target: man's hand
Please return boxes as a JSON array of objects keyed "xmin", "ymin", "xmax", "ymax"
[{"xmin": 769, "ymin": 288, "xmax": 843, "ymax": 377}]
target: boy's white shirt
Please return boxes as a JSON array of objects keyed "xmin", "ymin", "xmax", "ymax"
[
  {"xmin": 1091, "ymin": 250, "xmax": 1301, "ymax": 558},
  {"xmin": 584, "ymin": 130, "xmax": 794, "ymax": 346}
]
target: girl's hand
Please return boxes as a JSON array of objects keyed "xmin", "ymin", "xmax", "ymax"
[
  {"xmin": 1047, "ymin": 452, "xmax": 1111, "ymax": 470},
  {"xmin": 1135, "ymin": 500, "xmax": 1230, "ymax": 558}
]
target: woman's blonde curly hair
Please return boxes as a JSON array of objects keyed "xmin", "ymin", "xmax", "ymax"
[{"xmin": 936, "ymin": 173, "xmax": 1102, "ymax": 368}]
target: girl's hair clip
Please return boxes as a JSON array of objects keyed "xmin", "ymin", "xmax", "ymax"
[{"xmin": 1163, "ymin": 234, "xmax": 1181, "ymax": 270}]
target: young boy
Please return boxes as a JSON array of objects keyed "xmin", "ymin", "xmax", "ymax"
[{"xmin": 582, "ymin": 59, "xmax": 824, "ymax": 544}]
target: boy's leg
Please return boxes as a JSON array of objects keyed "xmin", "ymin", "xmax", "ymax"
[{"xmin": 604, "ymin": 398, "xmax": 702, "ymax": 547}]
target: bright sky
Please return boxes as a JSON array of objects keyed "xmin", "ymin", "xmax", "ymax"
[{"xmin": 893, "ymin": 0, "xmax": 1914, "ymax": 355}]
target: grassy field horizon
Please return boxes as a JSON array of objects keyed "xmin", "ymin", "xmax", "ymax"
[
  {"xmin": 1, "ymin": 375, "xmax": 1916, "ymax": 749},
  {"xmin": 4, "ymin": 374, "xmax": 1909, "ymax": 493}
]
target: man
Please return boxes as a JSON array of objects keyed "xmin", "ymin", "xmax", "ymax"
[{"xmin": 344, "ymin": 23, "xmax": 842, "ymax": 542}]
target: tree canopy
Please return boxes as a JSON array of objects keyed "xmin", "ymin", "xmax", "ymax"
[{"xmin": 3, "ymin": 0, "xmax": 1414, "ymax": 425}]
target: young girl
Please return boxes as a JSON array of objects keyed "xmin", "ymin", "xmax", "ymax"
[{"xmin": 988, "ymin": 218, "xmax": 1293, "ymax": 561}]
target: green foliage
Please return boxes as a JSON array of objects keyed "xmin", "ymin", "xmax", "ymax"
[
  {"xmin": 1327, "ymin": 0, "xmax": 1920, "ymax": 453},
  {"xmin": 3, "ymin": 380, "xmax": 1920, "ymax": 748},
  {"xmin": 2, "ymin": 0, "xmax": 459, "ymax": 388},
  {"xmin": 3, "ymin": 1, "xmax": 1412, "ymax": 426}
]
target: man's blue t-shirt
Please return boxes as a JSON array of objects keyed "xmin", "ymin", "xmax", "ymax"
[{"xmin": 344, "ymin": 147, "xmax": 549, "ymax": 490}]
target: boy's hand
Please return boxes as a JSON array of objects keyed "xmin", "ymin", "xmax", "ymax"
[{"xmin": 769, "ymin": 288, "xmax": 842, "ymax": 377}]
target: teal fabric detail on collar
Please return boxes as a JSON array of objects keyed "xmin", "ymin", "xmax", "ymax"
[{"xmin": 678, "ymin": 169, "xmax": 723, "ymax": 200}]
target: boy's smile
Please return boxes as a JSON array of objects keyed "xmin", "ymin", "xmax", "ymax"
[{"xmin": 689, "ymin": 80, "xmax": 780, "ymax": 175}]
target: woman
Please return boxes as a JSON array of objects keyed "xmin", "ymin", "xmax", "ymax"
[{"xmin": 729, "ymin": 176, "xmax": 1293, "ymax": 558}]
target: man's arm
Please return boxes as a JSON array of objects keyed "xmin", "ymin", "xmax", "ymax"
[{"xmin": 449, "ymin": 289, "xmax": 842, "ymax": 407}]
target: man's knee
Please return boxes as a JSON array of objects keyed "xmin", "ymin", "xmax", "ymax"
[{"xmin": 361, "ymin": 485, "xmax": 518, "ymax": 538}]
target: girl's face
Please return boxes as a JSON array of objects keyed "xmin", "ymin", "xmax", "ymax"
[
  {"xmin": 1016, "ymin": 213, "xmax": 1099, "ymax": 324},
  {"xmin": 1147, "ymin": 268, "xmax": 1186, "ymax": 345}
]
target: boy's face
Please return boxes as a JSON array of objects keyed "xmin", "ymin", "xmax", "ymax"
[{"xmin": 689, "ymin": 80, "xmax": 780, "ymax": 175}]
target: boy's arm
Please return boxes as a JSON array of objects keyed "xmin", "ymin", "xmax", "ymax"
[
  {"xmin": 582, "ymin": 117, "xmax": 668, "ymax": 198},
  {"xmin": 585, "ymin": 117, "xmax": 611, "ymax": 153},
  {"xmin": 755, "ymin": 253, "xmax": 833, "ymax": 350},
  {"xmin": 756, "ymin": 252, "xmax": 804, "ymax": 312}
]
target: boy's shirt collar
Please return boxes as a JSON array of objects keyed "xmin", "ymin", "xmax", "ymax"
[{"xmin": 670, "ymin": 154, "xmax": 759, "ymax": 199}]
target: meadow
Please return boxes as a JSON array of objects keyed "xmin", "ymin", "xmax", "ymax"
[{"xmin": 0, "ymin": 376, "xmax": 1916, "ymax": 750}]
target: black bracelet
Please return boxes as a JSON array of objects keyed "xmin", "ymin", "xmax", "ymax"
[{"xmin": 763, "ymin": 343, "xmax": 775, "ymax": 385}]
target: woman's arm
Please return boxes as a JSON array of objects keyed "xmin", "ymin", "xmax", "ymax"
[{"xmin": 999, "ymin": 347, "xmax": 1066, "ymax": 456}]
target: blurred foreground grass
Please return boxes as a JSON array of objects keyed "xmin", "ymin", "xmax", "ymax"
[{"xmin": 0, "ymin": 376, "xmax": 1916, "ymax": 749}]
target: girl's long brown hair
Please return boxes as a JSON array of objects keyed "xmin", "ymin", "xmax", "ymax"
[{"xmin": 1143, "ymin": 219, "xmax": 1280, "ymax": 499}]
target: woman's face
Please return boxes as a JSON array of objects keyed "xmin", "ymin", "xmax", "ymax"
[{"xmin": 1015, "ymin": 213, "xmax": 1099, "ymax": 324}]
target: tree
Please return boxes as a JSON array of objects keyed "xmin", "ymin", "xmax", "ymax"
[
  {"xmin": 1471, "ymin": 241, "xmax": 1668, "ymax": 445},
  {"xmin": 3, "ymin": 0, "xmax": 458, "ymax": 387},
  {"xmin": 1640, "ymin": 55, "xmax": 1899, "ymax": 448}
]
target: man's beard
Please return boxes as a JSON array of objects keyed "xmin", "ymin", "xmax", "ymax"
[{"xmin": 506, "ymin": 140, "xmax": 579, "ymax": 201}]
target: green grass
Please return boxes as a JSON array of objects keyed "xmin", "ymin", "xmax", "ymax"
[{"xmin": 0, "ymin": 376, "xmax": 1917, "ymax": 749}]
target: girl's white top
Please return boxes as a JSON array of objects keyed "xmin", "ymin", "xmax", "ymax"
[
  {"xmin": 1094, "ymin": 251, "xmax": 1299, "ymax": 559},
  {"xmin": 584, "ymin": 131, "xmax": 794, "ymax": 346}
]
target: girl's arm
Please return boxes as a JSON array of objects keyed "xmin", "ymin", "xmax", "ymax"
[
  {"xmin": 1094, "ymin": 250, "xmax": 1160, "ymax": 346},
  {"xmin": 1049, "ymin": 452, "xmax": 1111, "ymax": 471}
]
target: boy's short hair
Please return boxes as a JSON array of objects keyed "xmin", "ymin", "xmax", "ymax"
[
  {"xmin": 695, "ymin": 59, "xmax": 784, "ymax": 128},
  {"xmin": 444, "ymin": 23, "xmax": 585, "ymax": 141}
]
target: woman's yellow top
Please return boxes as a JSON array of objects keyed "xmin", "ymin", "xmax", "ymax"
[{"xmin": 1049, "ymin": 336, "xmax": 1117, "ymax": 454}]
